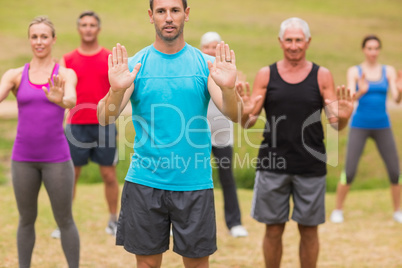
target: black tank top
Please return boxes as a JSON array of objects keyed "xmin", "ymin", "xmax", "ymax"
[{"xmin": 257, "ymin": 62, "xmax": 327, "ymax": 176}]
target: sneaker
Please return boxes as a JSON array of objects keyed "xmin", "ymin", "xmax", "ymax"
[
  {"xmin": 330, "ymin": 209, "xmax": 344, "ymax": 223},
  {"xmin": 229, "ymin": 225, "xmax": 248, "ymax": 238},
  {"xmin": 51, "ymin": 228, "xmax": 61, "ymax": 239},
  {"xmin": 105, "ymin": 220, "xmax": 118, "ymax": 236},
  {"xmin": 393, "ymin": 211, "xmax": 402, "ymax": 223}
]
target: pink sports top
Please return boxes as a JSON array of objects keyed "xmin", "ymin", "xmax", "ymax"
[{"xmin": 12, "ymin": 63, "xmax": 71, "ymax": 162}]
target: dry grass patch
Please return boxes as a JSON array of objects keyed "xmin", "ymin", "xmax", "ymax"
[{"xmin": 1, "ymin": 185, "xmax": 401, "ymax": 267}]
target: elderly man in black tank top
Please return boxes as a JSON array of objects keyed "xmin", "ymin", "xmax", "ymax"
[{"xmin": 237, "ymin": 17, "xmax": 354, "ymax": 268}]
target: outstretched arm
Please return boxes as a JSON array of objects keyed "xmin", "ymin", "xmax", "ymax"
[
  {"xmin": 319, "ymin": 67, "xmax": 354, "ymax": 131},
  {"xmin": 97, "ymin": 43, "xmax": 141, "ymax": 126},
  {"xmin": 207, "ymin": 41, "xmax": 243, "ymax": 122}
]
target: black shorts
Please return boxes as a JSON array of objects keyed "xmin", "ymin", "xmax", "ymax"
[
  {"xmin": 65, "ymin": 124, "xmax": 118, "ymax": 166},
  {"xmin": 116, "ymin": 181, "xmax": 217, "ymax": 258}
]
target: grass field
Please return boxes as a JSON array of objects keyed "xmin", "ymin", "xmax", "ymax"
[{"xmin": 0, "ymin": 184, "xmax": 401, "ymax": 268}]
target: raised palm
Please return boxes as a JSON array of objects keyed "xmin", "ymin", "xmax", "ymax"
[
  {"xmin": 43, "ymin": 74, "xmax": 64, "ymax": 104},
  {"xmin": 236, "ymin": 81, "xmax": 263, "ymax": 118},
  {"xmin": 208, "ymin": 42, "xmax": 237, "ymax": 90},
  {"xmin": 325, "ymin": 85, "xmax": 354, "ymax": 121},
  {"xmin": 108, "ymin": 43, "xmax": 140, "ymax": 93},
  {"xmin": 357, "ymin": 73, "xmax": 369, "ymax": 95}
]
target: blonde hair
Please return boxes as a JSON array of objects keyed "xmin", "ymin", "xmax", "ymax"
[{"xmin": 28, "ymin": 16, "xmax": 56, "ymax": 38}]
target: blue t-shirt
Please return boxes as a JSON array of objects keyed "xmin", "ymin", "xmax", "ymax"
[
  {"xmin": 125, "ymin": 43, "xmax": 215, "ymax": 191},
  {"xmin": 350, "ymin": 65, "xmax": 390, "ymax": 129}
]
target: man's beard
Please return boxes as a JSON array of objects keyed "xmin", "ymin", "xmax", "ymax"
[{"xmin": 155, "ymin": 23, "xmax": 184, "ymax": 42}]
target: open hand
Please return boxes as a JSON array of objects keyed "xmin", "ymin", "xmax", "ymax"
[
  {"xmin": 324, "ymin": 85, "xmax": 354, "ymax": 121},
  {"xmin": 43, "ymin": 74, "xmax": 65, "ymax": 104},
  {"xmin": 108, "ymin": 43, "xmax": 141, "ymax": 93},
  {"xmin": 357, "ymin": 73, "xmax": 369, "ymax": 95},
  {"xmin": 236, "ymin": 81, "xmax": 263, "ymax": 120},
  {"xmin": 208, "ymin": 41, "xmax": 237, "ymax": 90}
]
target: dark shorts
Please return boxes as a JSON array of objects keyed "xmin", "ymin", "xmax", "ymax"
[
  {"xmin": 65, "ymin": 124, "xmax": 118, "ymax": 166},
  {"xmin": 116, "ymin": 181, "xmax": 217, "ymax": 258},
  {"xmin": 251, "ymin": 170, "xmax": 326, "ymax": 226}
]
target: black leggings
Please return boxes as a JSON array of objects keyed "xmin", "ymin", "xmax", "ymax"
[
  {"xmin": 11, "ymin": 160, "xmax": 80, "ymax": 268},
  {"xmin": 343, "ymin": 128, "xmax": 400, "ymax": 185},
  {"xmin": 212, "ymin": 146, "xmax": 242, "ymax": 229}
]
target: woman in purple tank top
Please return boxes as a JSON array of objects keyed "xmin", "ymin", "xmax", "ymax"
[{"xmin": 0, "ymin": 16, "xmax": 80, "ymax": 267}]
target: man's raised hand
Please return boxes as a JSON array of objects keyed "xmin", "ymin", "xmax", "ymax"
[
  {"xmin": 208, "ymin": 41, "xmax": 237, "ymax": 90},
  {"xmin": 108, "ymin": 43, "xmax": 141, "ymax": 93},
  {"xmin": 325, "ymin": 85, "xmax": 354, "ymax": 122}
]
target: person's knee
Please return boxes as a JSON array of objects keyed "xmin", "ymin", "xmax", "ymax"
[
  {"xmin": 136, "ymin": 254, "xmax": 162, "ymax": 268},
  {"xmin": 100, "ymin": 166, "xmax": 118, "ymax": 184},
  {"xmin": 182, "ymin": 256, "xmax": 209, "ymax": 268},
  {"xmin": 74, "ymin": 167, "xmax": 82, "ymax": 182},
  {"xmin": 54, "ymin": 212, "xmax": 74, "ymax": 229},
  {"xmin": 340, "ymin": 170, "xmax": 354, "ymax": 185},
  {"xmin": 298, "ymin": 224, "xmax": 318, "ymax": 240},
  {"xmin": 266, "ymin": 224, "xmax": 285, "ymax": 240},
  {"xmin": 389, "ymin": 172, "xmax": 400, "ymax": 185},
  {"xmin": 19, "ymin": 211, "xmax": 37, "ymax": 226}
]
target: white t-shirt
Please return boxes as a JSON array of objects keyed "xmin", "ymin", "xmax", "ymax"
[{"xmin": 207, "ymin": 100, "xmax": 234, "ymax": 147}]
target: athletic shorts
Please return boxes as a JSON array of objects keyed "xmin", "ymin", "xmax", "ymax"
[
  {"xmin": 65, "ymin": 124, "xmax": 118, "ymax": 166},
  {"xmin": 251, "ymin": 170, "xmax": 326, "ymax": 226},
  {"xmin": 116, "ymin": 181, "xmax": 217, "ymax": 258}
]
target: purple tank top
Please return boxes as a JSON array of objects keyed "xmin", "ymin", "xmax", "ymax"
[{"xmin": 12, "ymin": 63, "xmax": 71, "ymax": 163}]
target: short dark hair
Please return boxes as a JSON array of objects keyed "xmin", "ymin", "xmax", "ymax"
[
  {"xmin": 77, "ymin": 10, "xmax": 101, "ymax": 27},
  {"xmin": 149, "ymin": 0, "xmax": 187, "ymax": 11},
  {"xmin": 362, "ymin": 34, "xmax": 381, "ymax": 49}
]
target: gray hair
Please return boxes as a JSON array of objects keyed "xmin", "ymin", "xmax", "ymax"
[
  {"xmin": 200, "ymin": 32, "xmax": 222, "ymax": 47},
  {"xmin": 278, "ymin": 17, "xmax": 311, "ymax": 41},
  {"xmin": 77, "ymin": 10, "xmax": 101, "ymax": 28}
]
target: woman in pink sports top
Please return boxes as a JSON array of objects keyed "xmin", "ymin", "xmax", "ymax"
[{"xmin": 0, "ymin": 16, "xmax": 80, "ymax": 267}]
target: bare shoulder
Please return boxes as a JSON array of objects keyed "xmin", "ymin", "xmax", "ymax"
[
  {"xmin": 317, "ymin": 66, "xmax": 334, "ymax": 85},
  {"xmin": 257, "ymin": 66, "xmax": 270, "ymax": 76},
  {"xmin": 317, "ymin": 66, "xmax": 332, "ymax": 77},
  {"xmin": 346, "ymin": 65, "xmax": 358, "ymax": 76},
  {"xmin": 385, "ymin": 65, "xmax": 396, "ymax": 77},
  {"xmin": 2, "ymin": 66, "xmax": 24, "ymax": 83},
  {"xmin": 254, "ymin": 66, "xmax": 270, "ymax": 87},
  {"xmin": 4, "ymin": 66, "xmax": 24, "ymax": 77},
  {"xmin": 58, "ymin": 66, "xmax": 77, "ymax": 79}
]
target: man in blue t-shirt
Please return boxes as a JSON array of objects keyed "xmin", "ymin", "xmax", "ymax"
[{"xmin": 97, "ymin": 0, "xmax": 243, "ymax": 266}]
